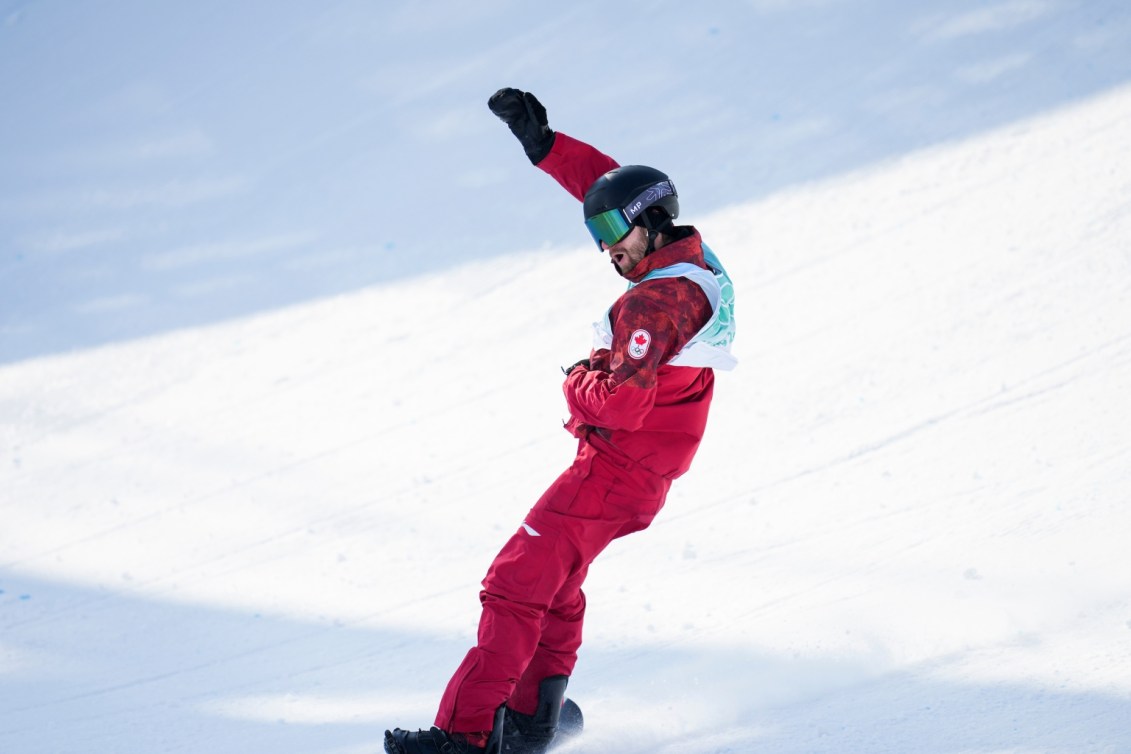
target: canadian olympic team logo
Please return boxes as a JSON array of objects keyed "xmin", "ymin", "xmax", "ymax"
[{"xmin": 628, "ymin": 329, "xmax": 651, "ymax": 359}]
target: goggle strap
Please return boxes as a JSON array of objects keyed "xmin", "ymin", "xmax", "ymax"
[{"xmin": 623, "ymin": 181, "xmax": 676, "ymax": 223}]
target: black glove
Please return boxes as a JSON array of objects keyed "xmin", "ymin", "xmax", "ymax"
[
  {"xmin": 562, "ymin": 358, "xmax": 590, "ymax": 376},
  {"xmin": 488, "ymin": 87, "xmax": 556, "ymax": 165}
]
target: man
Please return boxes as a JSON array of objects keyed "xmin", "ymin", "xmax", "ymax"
[{"xmin": 385, "ymin": 88, "xmax": 736, "ymax": 754}]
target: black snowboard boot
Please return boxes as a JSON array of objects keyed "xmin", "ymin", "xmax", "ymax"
[
  {"xmin": 499, "ymin": 676, "xmax": 584, "ymax": 754},
  {"xmin": 384, "ymin": 727, "xmax": 486, "ymax": 754}
]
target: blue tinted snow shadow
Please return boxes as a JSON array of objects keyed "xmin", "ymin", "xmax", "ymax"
[
  {"xmin": 2, "ymin": 0, "xmax": 1130, "ymax": 362},
  {"xmin": 1, "ymin": 570, "xmax": 1127, "ymax": 754}
]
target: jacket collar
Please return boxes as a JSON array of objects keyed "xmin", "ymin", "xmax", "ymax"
[{"xmin": 624, "ymin": 226, "xmax": 705, "ymax": 283}]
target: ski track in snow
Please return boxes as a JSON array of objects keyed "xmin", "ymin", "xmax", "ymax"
[{"xmin": 3, "ymin": 3, "xmax": 1131, "ymax": 753}]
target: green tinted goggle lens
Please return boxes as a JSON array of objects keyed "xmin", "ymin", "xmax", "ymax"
[{"xmin": 585, "ymin": 209, "xmax": 632, "ymax": 250}]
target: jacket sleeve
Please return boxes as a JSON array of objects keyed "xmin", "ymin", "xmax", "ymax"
[
  {"xmin": 563, "ymin": 295, "xmax": 680, "ymax": 432},
  {"xmin": 536, "ymin": 132, "xmax": 620, "ymax": 201}
]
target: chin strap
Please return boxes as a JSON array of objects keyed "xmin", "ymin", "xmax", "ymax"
[{"xmin": 640, "ymin": 210, "xmax": 672, "ymax": 256}]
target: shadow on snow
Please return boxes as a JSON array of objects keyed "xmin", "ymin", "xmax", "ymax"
[{"xmin": 1, "ymin": 571, "xmax": 1127, "ymax": 754}]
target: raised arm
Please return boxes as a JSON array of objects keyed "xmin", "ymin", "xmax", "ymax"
[
  {"xmin": 536, "ymin": 132, "xmax": 619, "ymax": 202},
  {"xmin": 488, "ymin": 87, "xmax": 619, "ymax": 202}
]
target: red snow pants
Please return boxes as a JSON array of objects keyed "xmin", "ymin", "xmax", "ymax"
[{"xmin": 435, "ymin": 437, "xmax": 671, "ymax": 738}]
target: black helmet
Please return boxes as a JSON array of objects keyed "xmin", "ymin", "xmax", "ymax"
[{"xmin": 582, "ymin": 165, "xmax": 679, "ymax": 249}]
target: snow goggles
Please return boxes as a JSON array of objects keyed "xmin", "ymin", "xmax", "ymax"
[
  {"xmin": 584, "ymin": 208, "xmax": 634, "ymax": 250},
  {"xmin": 583, "ymin": 180, "xmax": 676, "ymax": 250}
]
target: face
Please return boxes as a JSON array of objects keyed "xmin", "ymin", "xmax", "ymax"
[{"xmin": 602, "ymin": 226, "xmax": 649, "ymax": 276}]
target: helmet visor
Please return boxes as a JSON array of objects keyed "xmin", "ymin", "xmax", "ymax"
[{"xmin": 584, "ymin": 208, "xmax": 633, "ymax": 250}]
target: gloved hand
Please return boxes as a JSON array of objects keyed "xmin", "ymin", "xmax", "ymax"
[
  {"xmin": 488, "ymin": 87, "xmax": 556, "ymax": 165},
  {"xmin": 561, "ymin": 358, "xmax": 590, "ymax": 376}
]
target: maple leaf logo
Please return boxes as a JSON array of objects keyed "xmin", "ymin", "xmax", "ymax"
[{"xmin": 628, "ymin": 329, "xmax": 651, "ymax": 359}]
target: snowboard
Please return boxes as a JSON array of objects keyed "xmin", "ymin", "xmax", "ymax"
[{"xmin": 556, "ymin": 697, "xmax": 584, "ymax": 739}]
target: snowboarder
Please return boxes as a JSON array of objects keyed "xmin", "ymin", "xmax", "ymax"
[{"xmin": 385, "ymin": 87, "xmax": 736, "ymax": 754}]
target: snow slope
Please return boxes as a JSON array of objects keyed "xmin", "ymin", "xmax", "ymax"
[
  {"xmin": 3, "ymin": 2, "xmax": 1131, "ymax": 753},
  {"xmin": 4, "ymin": 0, "xmax": 1131, "ymax": 361}
]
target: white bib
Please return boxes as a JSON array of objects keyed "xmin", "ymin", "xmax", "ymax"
[{"xmin": 593, "ymin": 245, "xmax": 737, "ymax": 370}]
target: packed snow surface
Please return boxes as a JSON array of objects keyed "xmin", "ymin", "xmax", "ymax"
[{"xmin": 2, "ymin": 2, "xmax": 1130, "ymax": 753}]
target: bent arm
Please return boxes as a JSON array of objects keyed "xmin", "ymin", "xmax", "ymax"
[{"xmin": 563, "ymin": 298, "xmax": 679, "ymax": 432}]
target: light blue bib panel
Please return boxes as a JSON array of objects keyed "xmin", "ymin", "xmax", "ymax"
[{"xmin": 592, "ymin": 245, "xmax": 737, "ymax": 370}]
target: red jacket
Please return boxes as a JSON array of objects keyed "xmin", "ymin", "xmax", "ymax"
[{"xmin": 538, "ymin": 133, "xmax": 715, "ymax": 480}]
